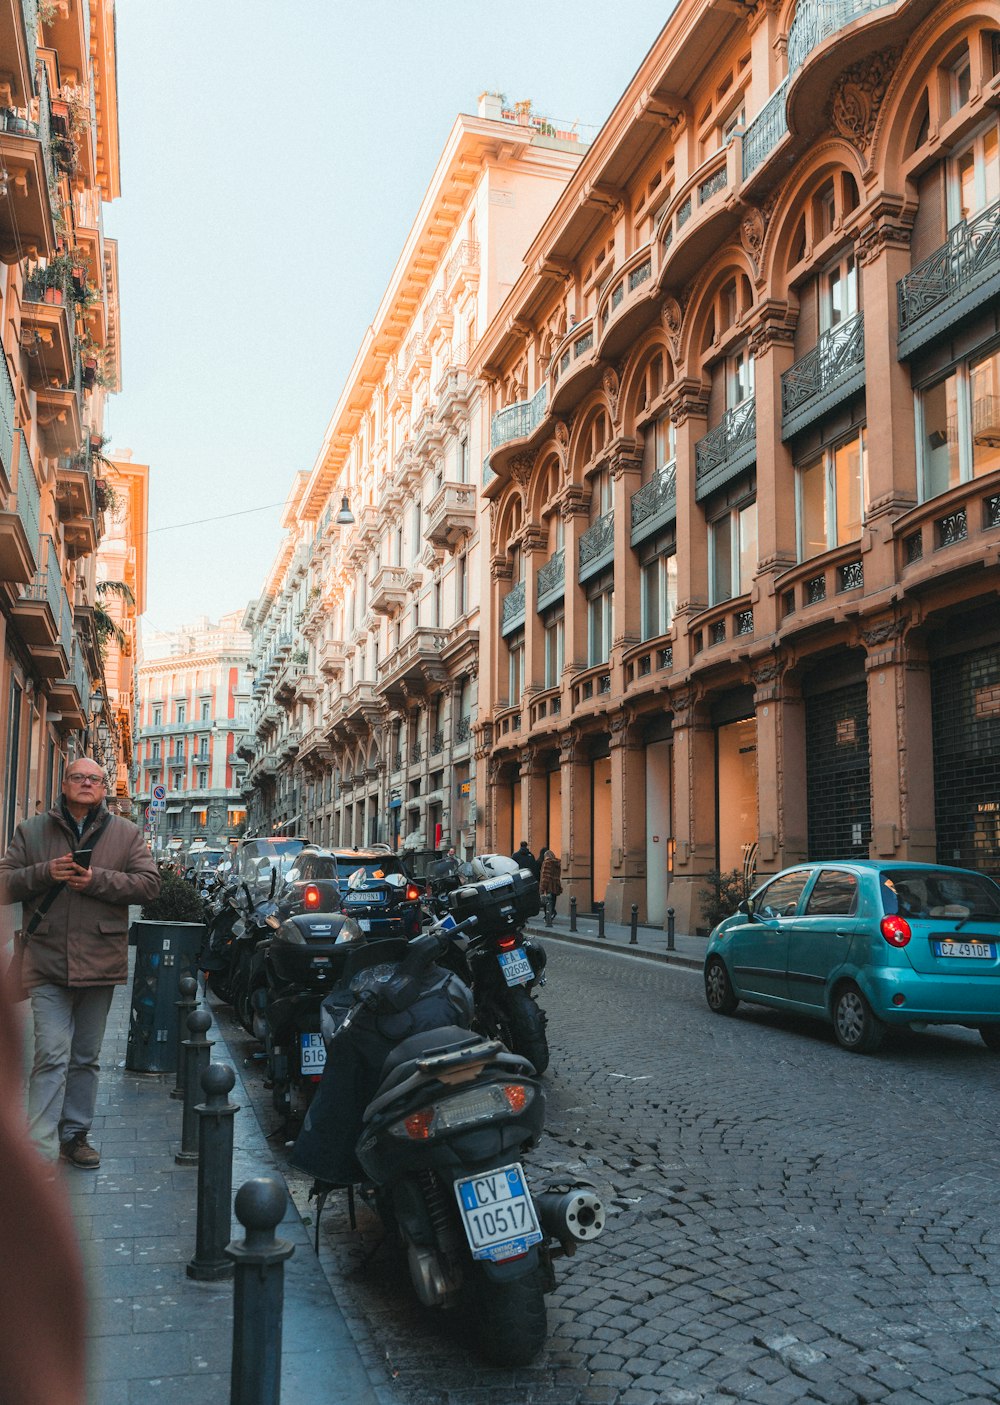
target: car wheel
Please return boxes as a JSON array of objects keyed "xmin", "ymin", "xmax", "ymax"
[
  {"xmin": 978, "ymin": 1025, "xmax": 1000, "ymax": 1052},
  {"xmin": 705, "ymin": 957, "xmax": 739, "ymax": 1016},
  {"xmin": 832, "ymin": 983, "xmax": 884, "ymax": 1054}
]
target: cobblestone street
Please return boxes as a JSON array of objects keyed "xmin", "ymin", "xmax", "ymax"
[{"xmin": 226, "ymin": 938, "xmax": 1000, "ymax": 1404}]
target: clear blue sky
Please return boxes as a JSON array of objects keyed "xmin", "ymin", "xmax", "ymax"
[{"xmin": 105, "ymin": 1, "xmax": 670, "ymax": 636}]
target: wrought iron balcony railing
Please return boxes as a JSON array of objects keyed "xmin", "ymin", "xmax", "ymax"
[
  {"xmin": 787, "ymin": 0, "xmax": 897, "ymax": 74},
  {"xmin": 630, "ymin": 465, "xmax": 677, "ymax": 546},
  {"xmin": 578, "ymin": 511, "xmax": 615, "ymax": 582},
  {"xmin": 501, "ymin": 579, "xmax": 526, "ymax": 635},
  {"xmin": 695, "ymin": 400, "xmax": 756, "ymax": 501},
  {"xmin": 0, "ymin": 354, "xmax": 16, "ymax": 482},
  {"xmin": 536, "ymin": 547, "xmax": 565, "ymax": 610},
  {"xmin": 897, "ymin": 196, "xmax": 1000, "ymax": 358},
  {"xmin": 490, "ymin": 384, "xmax": 547, "ymax": 451},
  {"xmin": 741, "ymin": 79, "xmax": 789, "ymax": 180},
  {"xmin": 781, "ymin": 312, "xmax": 865, "ymax": 438}
]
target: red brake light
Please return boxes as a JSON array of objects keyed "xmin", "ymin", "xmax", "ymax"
[
  {"xmin": 502, "ymin": 1084, "xmax": 528, "ymax": 1112},
  {"xmin": 403, "ymin": 1108, "xmax": 434, "ymax": 1139},
  {"xmin": 405, "ymin": 883, "xmax": 421, "ymax": 902},
  {"xmin": 880, "ymin": 915, "xmax": 911, "ymax": 948},
  {"xmin": 497, "ymin": 935, "xmax": 518, "ymax": 951},
  {"xmin": 304, "ymin": 884, "xmax": 321, "ymax": 909}
]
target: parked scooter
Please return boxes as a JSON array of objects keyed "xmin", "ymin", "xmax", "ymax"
[{"xmin": 292, "ymin": 914, "xmax": 604, "ymax": 1366}]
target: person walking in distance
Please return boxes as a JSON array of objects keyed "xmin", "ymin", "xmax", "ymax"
[
  {"xmin": 538, "ymin": 848, "xmax": 562, "ymax": 927},
  {"xmin": 0, "ymin": 760, "xmax": 160, "ymax": 1168},
  {"xmin": 512, "ymin": 840, "xmax": 540, "ymax": 881}
]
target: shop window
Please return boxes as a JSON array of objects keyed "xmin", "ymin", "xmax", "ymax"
[
  {"xmin": 797, "ymin": 431, "xmax": 866, "ymax": 560},
  {"xmin": 709, "ymin": 499, "xmax": 757, "ymax": 604},
  {"xmin": 950, "ymin": 118, "xmax": 1000, "ymax": 227},
  {"xmin": 919, "ymin": 346, "xmax": 1000, "ymax": 498}
]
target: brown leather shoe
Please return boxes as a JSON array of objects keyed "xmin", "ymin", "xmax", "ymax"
[{"xmin": 59, "ymin": 1134, "xmax": 100, "ymax": 1170}]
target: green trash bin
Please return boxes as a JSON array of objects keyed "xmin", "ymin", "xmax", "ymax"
[{"xmin": 126, "ymin": 921, "xmax": 207, "ymax": 1073}]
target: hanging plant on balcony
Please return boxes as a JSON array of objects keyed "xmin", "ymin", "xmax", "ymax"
[{"xmin": 94, "ymin": 578, "xmax": 134, "ymax": 658}]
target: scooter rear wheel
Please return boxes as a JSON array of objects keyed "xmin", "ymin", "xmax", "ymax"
[
  {"xmin": 468, "ymin": 1259, "xmax": 547, "ymax": 1366},
  {"xmin": 504, "ymin": 988, "xmax": 550, "ymax": 1075}
]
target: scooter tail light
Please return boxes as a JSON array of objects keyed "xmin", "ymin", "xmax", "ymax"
[
  {"xmin": 388, "ymin": 1084, "xmax": 535, "ymax": 1140},
  {"xmin": 880, "ymin": 915, "xmax": 912, "ymax": 948},
  {"xmin": 402, "ymin": 1109, "xmax": 434, "ymax": 1140},
  {"xmin": 497, "ymin": 936, "xmax": 518, "ymax": 951},
  {"xmin": 502, "ymin": 1084, "xmax": 528, "ymax": 1113},
  {"xmin": 303, "ymin": 884, "xmax": 321, "ymax": 909}
]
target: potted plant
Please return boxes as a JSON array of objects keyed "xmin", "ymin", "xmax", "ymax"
[{"xmin": 125, "ymin": 873, "xmax": 209, "ymax": 1074}]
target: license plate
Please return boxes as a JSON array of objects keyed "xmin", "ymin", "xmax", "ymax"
[
  {"xmin": 498, "ymin": 948, "xmax": 532, "ymax": 987},
  {"xmin": 345, "ymin": 891, "xmax": 380, "ymax": 904},
  {"xmin": 454, "ymin": 1162, "xmax": 543, "ymax": 1262},
  {"xmin": 934, "ymin": 940, "xmax": 996, "ymax": 959},
  {"xmin": 300, "ymin": 1033, "xmax": 327, "ymax": 1071}
]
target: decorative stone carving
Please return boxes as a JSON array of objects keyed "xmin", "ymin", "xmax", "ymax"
[
  {"xmin": 660, "ymin": 297, "xmax": 684, "ymax": 360},
  {"xmin": 861, "ymin": 617, "xmax": 907, "ymax": 649},
  {"xmin": 830, "ymin": 49, "xmax": 900, "ymax": 156},
  {"xmin": 510, "ymin": 452, "xmax": 535, "ymax": 489},
  {"xmin": 602, "ymin": 366, "xmax": 621, "ymax": 425},
  {"xmin": 739, "ymin": 206, "xmax": 766, "ymax": 273}
]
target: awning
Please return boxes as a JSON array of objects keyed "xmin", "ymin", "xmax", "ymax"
[
  {"xmin": 227, "ymin": 805, "xmax": 245, "ymax": 814},
  {"xmin": 165, "ymin": 805, "xmax": 182, "ymax": 813}
]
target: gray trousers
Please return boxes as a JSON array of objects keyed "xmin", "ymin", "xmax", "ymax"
[{"xmin": 28, "ymin": 983, "xmax": 115, "ymax": 1160}]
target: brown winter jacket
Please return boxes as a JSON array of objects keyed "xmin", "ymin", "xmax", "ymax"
[
  {"xmin": 539, "ymin": 852, "xmax": 562, "ymax": 896},
  {"xmin": 0, "ymin": 803, "xmax": 160, "ymax": 988}
]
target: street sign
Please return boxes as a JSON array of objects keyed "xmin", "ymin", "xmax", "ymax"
[
  {"xmin": 152, "ymin": 784, "xmax": 166, "ymax": 801},
  {"xmin": 145, "ymin": 806, "xmax": 152, "ymax": 820}
]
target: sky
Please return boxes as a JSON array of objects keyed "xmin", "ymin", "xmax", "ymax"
[{"xmin": 104, "ymin": 1, "xmax": 671, "ymax": 639}]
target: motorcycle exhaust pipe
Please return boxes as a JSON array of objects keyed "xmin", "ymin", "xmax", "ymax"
[{"xmin": 534, "ymin": 1185, "xmax": 606, "ymax": 1246}]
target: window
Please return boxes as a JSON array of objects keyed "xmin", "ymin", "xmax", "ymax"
[
  {"xmin": 950, "ymin": 118, "xmax": 1000, "ymax": 227},
  {"xmin": 458, "ymin": 438, "xmax": 469, "ymax": 483},
  {"xmin": 152, "ymin": 705, "xmax": 162, "ymax": 726},
  {"xmin": 709, "ymin": 501, "xmax": 757, "ymax": 603},
  {"xmin": 175, "ymin": 740, "xmax": 185, "ymax": 760},
  {"xmin": 728, "ymin": 343, "xmax": 754, "ymax": 409},
  {"xmin": 590, "ymin": 467, "xmax": 612, "ymax": 522},
  {"xmin": 543, "ymin": 614, "xmax": 564, "ymax": 688},
  {"xmin": 151, "ymin": 741, "xmax": 160, "ymax": 760},
  {"xmin": 820, "ymin": 251, "xmax": 858, "ymax": 332},
  {"xmin": 507, "ymin": 631, "xmax": 524, "ymax": 705},
  {"xmin": 393, "ymin": 526, "xmax": 402, "ymax": 566},
  {"xmin": 641, "ymin": 553, "xmax": 678, "ymax": 640},
  {"xmin": 804, "ymin": 869, "xmax": 859, "ymax": 916},
  {"xmin": 150, "ymin": 772, "xmax": 160, "ymax": 788},
  {"xmin": 200, "ymin": 700, "xmax": 210, "ymax": 721},
  {"xmin": 173, "ymin": 773, "xmax": 183, "ymax": 791},
  {"xmin": 433, "ymin": 581, "xmax": 441, "ymax": 628},
  {"xmin": 176, "ymin": 703, "xmax": 185, "ymax": 725},
  {"xmin": 455, "ymin": 553, "xmax": 468, "ymax": 617},
  {"xmin": 587, "ymin": 581, "xmax": 613, "ymax": 665},
  {"xmin": 797, "ymin": 431, "xmax": 866, "ymax": 560},
  {"xmin": 919, "ymin": 347, "xmax": 1000, "ymax": 499},
  {"xmin": 199, "ymin": 737, "xmax": 209, "ymax": 759},
  {"xmin": 720, "ymin": 102, "xmax": 745, "ymax": 148},
  {"xmin": 950, "ymin": 50, "xmax": 972, "ymax": 117},
  {"xmin": 754, "ymin": 869, "xmax": 811, "ymax": 918},
  {"xmin": 197, "ymin": 769, "xmax": 208, "ymax": 790},
  {"xmin": 642, "ymin": 412, "xmax": 676, "ymax": 481}
]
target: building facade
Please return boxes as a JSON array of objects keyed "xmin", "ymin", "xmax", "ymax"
[
  {"xmin": 473, "ymin": 0, "xmax": 1000, "ymax": 929},
  {"xmin": 135, "ymin": 614, "xmax": 251, "ymax": 854},
  {"xmin": 0, "ymin": 0, "xmax": 124, "ymax": 862},
  {"xmin": 242, "ymin": 96, "xmax": 585, "ymax": 856}
]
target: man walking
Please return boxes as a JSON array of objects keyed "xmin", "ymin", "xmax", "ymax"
[{"xmin": 0, "ymin": 760, "xmax": 160, "ymax": 1168}]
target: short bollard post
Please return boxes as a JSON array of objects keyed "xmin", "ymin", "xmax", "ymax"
[
  {"xmin": 667, "ymin": 907, "xmax": 676, "ymax": 952},
  {"xmin": 172, "ymin": 975, "xmax": 199, "ymax": 1101},
  {"xmin": 227, "ymin": 1177, "xmax": 295, "ymax": 1405},
  {"xmin": 569, "ymin": 896, "xmax": 577, "ymax": 932},
  {"xmin": 187, "ymin": 1063, "xmax": 240, "ymax": 1281},
  {"xmin": 597, "ymin": 901, "xmax": 606, "ymax": 938},
  {"xmin": 630, "ymin": 904, "xmax": 638, "ymax": 944},
  {"xmin": 176, "ymin": 1007, "xmax": 213, "ymax": 1166}
]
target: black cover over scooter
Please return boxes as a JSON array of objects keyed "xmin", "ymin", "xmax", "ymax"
[{"xmin": 290, "ymin": 939, "xmax": 474, "ymax": 1185}]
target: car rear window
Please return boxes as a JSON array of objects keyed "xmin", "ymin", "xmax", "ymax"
[
  {"xmin": 880, "ymin": 869, "xmax": 1000, "ymax": 920},
  {"xmin": 336, "ymin": 858, "xmax": 407, "ymax": 881}
]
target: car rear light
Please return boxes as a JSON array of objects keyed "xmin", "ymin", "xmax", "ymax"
[
  {"xmin": 405, "ymin": 883, "xmax": 422, "ymax": 902},
  {"xmin": 881, "ymin": 915, "xmax": 912, "ymax": 948},
  {"xmin": 497, "ymin": 935, "xmax": 518, "ymax": 951},
  {"xmin": 389, "ymin": 1083, "xmax": 535, "ymax": 1140},
  {"xmin": 304, "ymin": 884, "xmax": 321, "ymax": 909}
]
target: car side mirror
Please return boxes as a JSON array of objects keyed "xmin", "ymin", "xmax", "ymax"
[{"xmin": 737, "ymin": 898, "xmax": 752, "ymax": 916}]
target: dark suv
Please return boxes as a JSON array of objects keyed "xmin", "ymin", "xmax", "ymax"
[{"xmin": 331, "ymin": 848, "xmax": 423, "ymax": 939}]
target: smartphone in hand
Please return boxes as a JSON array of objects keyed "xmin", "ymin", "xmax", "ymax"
[{"xmin": 73, "ymin": 848, "xmax": 93, "ymax": 868}]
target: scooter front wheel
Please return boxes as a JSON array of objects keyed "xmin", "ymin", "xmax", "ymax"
[{"xmin": 468, "ymin": 1259, "xmax": 547, "ymax": 1366}]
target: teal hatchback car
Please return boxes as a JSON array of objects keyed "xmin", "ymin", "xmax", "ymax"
[{"xmin": 704, "ymin": 861, "xmax": 1000, "ymax": 1053}]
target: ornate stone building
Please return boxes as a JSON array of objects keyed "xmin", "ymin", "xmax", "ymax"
[
  {"xmin": 473, "ymin": 0, "xmax": 1000, "ymax": 928},
  {"xmin": 242, "ymin": 95, "xmax": 585, "ymax": 856}
]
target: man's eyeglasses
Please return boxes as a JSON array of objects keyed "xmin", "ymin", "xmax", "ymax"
[{"xmin": 67, "ymin": 774, "xmax": 105, "ymax": 785}]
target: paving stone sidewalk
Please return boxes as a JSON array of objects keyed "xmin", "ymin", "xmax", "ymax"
[
  {"xmin": 524, "ymin": 910, "xmax": 707, "ymax": 971},
  {"xmin": 44, "ymin": 963, "xmax": 379, "ymax": 1405}
]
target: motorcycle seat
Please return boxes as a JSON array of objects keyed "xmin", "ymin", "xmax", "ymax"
[
  {"xmin": 364, "ymin": 1028, "xmax": 529, "ymax": 1123},
  {"xmin": 381, "ymin": 1026, "xmax": 481, "ymax": 1080}
]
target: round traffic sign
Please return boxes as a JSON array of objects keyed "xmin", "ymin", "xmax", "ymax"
[
  {"xmin": 145, "ymin": 806, "xmax": 152, "ymax": 819},
  {"xmin": 152, "ymin": 784, "xmax": 166, "ymax": 801}
]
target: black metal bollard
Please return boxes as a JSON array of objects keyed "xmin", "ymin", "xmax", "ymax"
[
  {"xmin": 667, "ymin": 907, "xmax": 676, "ymax": 952},
  {"xmin": 187, "ymin": 1063, "xmax": 240, "ymax": 1281},
  {"xmin": 227, "ymin": 1177, "xmax": 295, "ymax": 1405},
  {"xmin": 176, "ymin": 1007, "xmax": 213, "ymax": 1166},
  {"xmin": 597, "ymin": 901, "xmax": 606, "ymax": 938},
  {"xmin": 630, "ymin": 904, "xmax": 638, "ymax": 944},
  {"xmin": 569, "ymin": 896, "xmax": 577, "ymax": 932},
  {"xmin": 171, "ymin": 975, "xmax": 199, "ymax": 1101}
]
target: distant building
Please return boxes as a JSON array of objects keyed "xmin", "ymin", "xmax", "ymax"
[{"xmin": 135, "ymin": 613, "xmax": 252, "ymax": 854}]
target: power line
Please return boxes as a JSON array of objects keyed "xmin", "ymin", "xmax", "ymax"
[{"xmin": 141, "ymin": 501, "xmax": 286, "ymax": 537}]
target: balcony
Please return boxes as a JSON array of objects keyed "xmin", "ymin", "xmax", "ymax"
[
  {"xmin": 741, "ymin": 79, "xmax": 790, "ymax": 181},
  {"xmin": 370, "ymin": 564, "xmax": 411, "ymax": 616},
  {"xmin": 278, "ymin": 730, "xmax": 301, "ymax": 761},
  {"xmin": 787, "ymin": 0, "xmax": 897, "ymax": 75},
  {"xmin": 55, "ymin": 447, "xmax": 99, "ymax": 559},
  {"xmin": 501, "ymin": 579, "xmax": 526, "ymax": 637},
  {"xmin": 491, "ymin": 384, "xmax": 547, "ymax": 453},
  {"xmin": 0, "ymin": 73, "xmax": 57, "ymax": 262},
  {"xmin": 897, "ymin": 197, "xmax": 1000, "ymax": 360},
  {"xmin": 595, "ymin": 245, "xmax": 655, "ymax": 360},
  {"xmin": 0, "ymin": 431, "xmax": 41, "ymax": 583},
  {"xmin": 424, "ymin": 481, "xmax": 475, "ymax": 549},
  {"xmin": 0, "ymin": 0, "xmax": 36, "ymax": 114},
  {"xmin": 445, "ymin": 239, "xmax": 479, "ymax": 295},
  {"xmin": 0, "ymin": 350, "xmax": 16, "ymax": 492},
  {"xmin": 36, "ymin": 358, "xmax": 83, "ymax": 459},
  {"xmin": 549, "ymin": 317, "xmax": 598, "ymax": 414},
  {"xmin": 690, "ymin": 596, "xmax": 756, "ymax": 655},
  {"xmin": 782, "ymin": 312, "xmax": 865, "ymax": 440},
  {"xmin": 536, "ymin": 547, "xmax": 565, "ymax": 611},
  {"xmin": 20, "ymin": 272, "xmax": 74, "ymax": 390},
  {"xmin": 578, "ymin": 511, "xmax": 615, "ymax": 584},
  {"xmin": 658, "ymin": 146, "xmax": 738, "ymax": 288},
  {"xmin": 319, "ymin": 635, "xmax": 346, "ymax": 677},
  {"xmin": 630, "ymin": 466, "xmax": 677, "ymax": 547},
  {"xmin": 695, "ymin": 399, "xmax": 756, "ymax": 501},
  {"xmin": 342, "ymin": 680, "xmax": 383, "ymax": 728},
  {"xmin": 570, "ymin": 662, "xmax": 613, "ymax": 714},
  {"xmin": 892, "ymin": 477, "xmax": 1000, "ymax": 596},
  {"xmin": 528, "ymin": 686, "xmax": 561, "ymax": 730},
  {"xmin": 9, "ymin": 535, "xmax": 73, "ymax": 675},
  {"xmin": 378, "ymin": 627, "xmax": 448, "ymax": 699},
  {"xmin": 49, "ymin": 647, "xmax": 90, "ymax": 729},
  {"xmin": 775, "ymin": 545, "xmax": 866, "ymax": 626}
]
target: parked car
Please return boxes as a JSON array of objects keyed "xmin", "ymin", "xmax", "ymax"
[
  {"xmin": 273, "ymin": 848, "xmax": 344, "ymax": 918},
  {"xmin": 330, "ymin": 848, "xmax": 423, "ymax": 939},
  {"xmin": 703, "ymin": 861, "xmax": 1000, "ymax": 1054}
]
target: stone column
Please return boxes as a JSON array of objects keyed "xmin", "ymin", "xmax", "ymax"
[
  {"xmin": 668, "ymin": 380, "xmax": 709, "ymax": 674},
  {"xmin": 862, "ymin": 614, "xmax": 936, "ymax": 862},
  {"xmin": 665, "ymin": 686, "xmax": 716, "ymax": 933},
  {"xmin": 752, "ymin": 657, "xmax": 807, "ymax": 877},
  {"xmin": 858, "ymin": 201, "xmax": 917, "ymax": 593},
  {"xmin": 517, "ymin": 524, "xmax": 548, "ymax": 694},
  {"xmin": 520, "ymin": 748, "xmax": 548, "ymax": 859},
  {"xmin": 558, "ymin": 731, "xmax": 591, "ymax": 912},
  {"xmin": 609, "ymin": 436, "xmax": 643, "ymax": 693},
  {"xmin": 557, "ymin": 482, "xmax": 591, "ymax": 681},
  {"xmin": 747, "ymin": 302, "xmax": 798, "ymax": 636},
  {"xmin": 604, "ymin": 713, "xmax": 647, "ymax": 922}
]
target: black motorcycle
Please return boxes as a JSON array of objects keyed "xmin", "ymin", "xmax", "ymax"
[{"xmin": 292, "ymin": 915, "xmax": 604, "ymax": 1366}]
